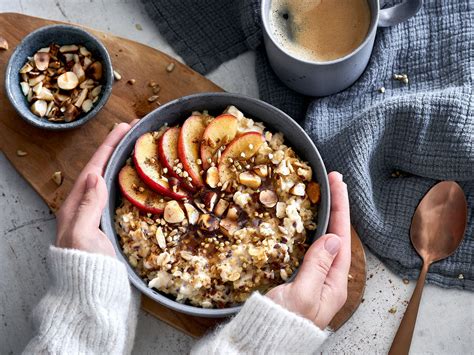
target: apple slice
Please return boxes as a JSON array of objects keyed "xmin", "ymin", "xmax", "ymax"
[
  {"xmin": 218, "ymin": 132, "xmax": 265, "ymax": 182},
  {"xmin": 158, "ymin": 126, "xmax": 195, "ymax": 191},
  {"xmin": 134, "ymin": 132, "xmax": 187, "ymax": 200},
  {"xmin": 118, "ymin": 165, "xmax": 167, "ymax": 214},
  {"xmin": 200, "ymin": 114, "xmax": 238, "ymax": 170},
  {"xmin": 178, "ymin": 115, "xmax": 206, "ymax": 188}
]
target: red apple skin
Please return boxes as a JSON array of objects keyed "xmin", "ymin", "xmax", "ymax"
[
  {"xmin": 200, "ymin": 114, "xmax": 238, "ymax": 170},
  {"xmin": 118, "ymin": 165, "xmax": 167, "ymax": 214},
  {"xmin": 218, "ymin": 132, "xmax": 265, "ymax": 182},
  {"xmin": 133, "ymin": 132, "xmax": 188, "ymax": 200},
  {"xmin": 178, "ymin": 115, "xmax": 206, "ymax": 188},
  {"xmin": 158, "ymin": 127, "xmax": 195, "ymax": 192}
]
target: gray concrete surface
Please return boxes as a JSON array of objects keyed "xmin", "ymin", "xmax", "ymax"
[{"xmin": 0, "ymin": 1, "xmax": 472, "ymax": 354}]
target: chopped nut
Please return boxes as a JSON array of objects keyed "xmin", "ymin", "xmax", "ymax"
[
  {"xmin": 72, "ymin": 62, "xmax": 86, "ymax": 83},
  {"xmin": 276, "ymin": 202, "xmax": 286, "ymax": 218},
  {"xmin": 35, "ymin": 87, "xmax": 54, "ymax": 101},
  {"xmin": 64, "ymin": 104, "xmax": 80, "ymax": 122},
  {"xmin": 280, "ymin": 269, "xmax": 288, "ymax": 281},
  {"xmin": 113, "ymin": 70, "xmax": 122, "ymax": 81},
  {"xmin": 306, "ymin": 182, "xmax": 321, "ymax": 204},
  {"xmin": 82, "ymin": 99, "xmax": 93, "ymax": 113},
  {"xmin": 20, "ymin": 82, "xmax": 30, "ymax": 96},
  {"xmin": 59, "ymin": 44, "xmax": 79, "ymax": 53},
  {"xmin": 127, "ymin": 79, "xmax": 136, "ymax": 85},
  {"xmin": 198, "ymin": 214, "xmax": 219, "ymax": 232},
  {"xmin": 220, "ymin": 218, "xmax": 238, "ymax": 237},
  {"xmin": 152, "ymin": 86, "xmax": 161, "ymax": 94},
  {"xmin": 206, "ymin": 166, "xmax": 219, "ymax": 188},
  {"xmin": 226, "ymin": 205, "xmax": 240, "ymax": 220},
  {"xmin": 253, "ymin": 164, "xmax": 268, "ymax": 177},
  {"xmin": 214, "ymin": 199, "xmax": 230, "ymax": 217},
  {"xmin": 202, "ymin": 191, "xmax": 218, "ymax": 211},
  {"xmin": 166, "ymin": 62, "xmax": 175, "ymax": 72},
  {"xmin": 20, "ymin": 62, "xmax": 34, "ymax": 74},
  {"xmin": 52, "ymin": 171, "xmax": 63, "ymax": 186},
  {"xmin": 30, "ymin": 100, "xmax": 48, "ymax": 117},
  {"xmin": 87, "ymin": 61, "xmax": 103, "ymax": 81},
  {"xmin": 388, "ymin": 307, "xmax": 397, "ymax": 314},
  {"xmin": 458, "ymin": 273, "xmax": 464, "ymax": 280},
  {"xmin": 74, "ymin": 88, "xmax": 88, "ymax": 108},
  {"xmin": 28, "ymin": 74, "xmax": 45, "ymax": 87},
  {"xmin": 155, "ymin": 227, "xmax": 166, "ymax": 249},
  {"xmin": 290, "ymin": 183, "xmax": 306, "ymax": 196},
  {"xmin": 164, "ymin": 200, "xmax": 185, "ymax": 223},
  {"xmin": 16, "ymin": 150, "xmax": 28, "ymax": 157},
  {"xmin": 0, "ymin": 36, "xmax": 8, "ymax": 50},
  {"xmin": 379, "ymin": 86, "xmax": 385, "ymax": 93},
  {"xmin": 403, "ymin": 278, "xmax": 409, "ymax": 284},
  {"xmin": 91, "ymin": 85, "xmax": 102, "ymax": 98},
  {"xmin": 57, "ymin": 72, "xmax": 79, "ymax": 90},
  {"xmin": 238, "ymin": 172, "xmax": 261, "ymax": 189},
  {"xmin": 259, "ymin": 190, "xmax": 278, "ymax": 208},
  {"xmin": 148, "ymin": 80, "xmax": 158, "ymax": 87},
  {"xmin": 34, "ymin": 52, "xmax": 50, "ymax": 71},
  {"xmin": 79, "ymin": 46, "xmax": 91, "ymax": 57},
  {"xmin": 184, "ymin": 203, "xmax": 200, "ymax": 225}
]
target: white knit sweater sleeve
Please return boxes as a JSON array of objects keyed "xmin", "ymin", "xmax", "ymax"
[
  {"xmin": 193, "ymin": 293, "xmax": 329, "ymax": 354},
  {"xmin": 25, "ymin": 247, "xmax": 328, "ymax": 354},
  {"xmin": 23, "ymin": 246, "xmax": 135, "ymax": 354}
]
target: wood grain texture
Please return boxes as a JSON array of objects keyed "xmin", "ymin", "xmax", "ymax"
[{"xmin": 0, "ymin": 13, "xmax": 365, "ymax": 338}]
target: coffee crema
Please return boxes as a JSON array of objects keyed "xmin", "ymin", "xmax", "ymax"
[{"xmin": 270, "ymin": 0, "xmax": 371, "ymax": 62}]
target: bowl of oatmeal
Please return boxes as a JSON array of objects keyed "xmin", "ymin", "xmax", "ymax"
[{"xmin": 101, "ymin": 93, "xmax": 330, "ymax": 317}]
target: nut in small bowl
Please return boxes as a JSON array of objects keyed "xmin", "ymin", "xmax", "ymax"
[{"xmin": 5, "ymin": 24, "xmax": 114, "ymax": 130}]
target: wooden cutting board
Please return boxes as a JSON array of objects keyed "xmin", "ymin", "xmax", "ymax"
[{"xmin": 0, "ymin": 13, "xmax": 366, "ymax": 337}]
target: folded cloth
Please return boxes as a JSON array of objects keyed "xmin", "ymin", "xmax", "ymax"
[{"xmin": 141, "ymin": 0, "xmax": 473, "ymax": 290}]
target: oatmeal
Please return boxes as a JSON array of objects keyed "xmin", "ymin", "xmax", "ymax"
[{"xmin": 114, "ymin": 106, "xmax": 320, "ymax": 308}]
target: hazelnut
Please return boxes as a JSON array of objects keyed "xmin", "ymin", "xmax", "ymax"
[
  {"xmin": 238, "ymin": 172, "xmax": 261, "ymax": 189},
  {"xmin": 290, "ymin": 183, "xmax": 306, "ymax": 196},
  {"xmin": 206, "ymin": 166, "xmax": 219, "ymax": 188},
  {"xmin": 253, "ymin": 164, "xmax": 268, "ymax": 177},
  {"xmin": 33, "ymin": 52, "xmax": 50, "ymax": 71},
  {"xmin": 202, "ymin": 191, "xmax": 218, "ymax": 212},
  {"xmin": 87, "ymin": 61, "xmax": 103, "ymax": 81},
  {"xmin": 184, "ymin": 203, "xmax": 200, "ymax": 225},
  {"xmin": 164, "ymin": 201, "xmax": 185, "ymax": 223},
  {"xmin": 259, "ymin": 190, "xmax": 278, "ymax": 208},
  {"xmin": 214, "ymin": 199, "xmax": 230, "ymax": 217},
  {"xmin": 198, "ymin": 214, "xmax": 219, "ymax": 232},
  {"xmin": 307, "ymin": 182, "xmax": 321, "ymax": 204},
  {"xmin": 57, "ymin": 72, "xmax": 79, "ymax": 90}
]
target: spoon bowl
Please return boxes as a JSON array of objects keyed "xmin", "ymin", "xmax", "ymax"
[{"xmin": 389, "ymin": 181, "xmax": 467, "ymax": 355}]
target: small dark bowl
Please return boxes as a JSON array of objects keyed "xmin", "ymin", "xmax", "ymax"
[
  {"xmin": 5, "ymin": 24, "xmax": 114, "ymax": 130},
  {"xmin": 101, "ymin": 93, "xmax": 330, "ymax": 318}
]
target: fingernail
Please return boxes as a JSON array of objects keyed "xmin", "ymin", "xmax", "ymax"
[
  {"xmin": 334, "ymin": 172, "xmax": 343, "ymax": 182},
  {"xmin": 86, "ymin": 173, "xmax": 98, "ymax": 189},
  {"xmin": 324, "ymin": 235, "xmax": 341, "ymax": 255}
]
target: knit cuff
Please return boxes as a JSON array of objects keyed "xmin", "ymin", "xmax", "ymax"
[
  {"xmin": 223, "ymin": 293, "xmax": 329, "ymax": 353},
  {"xmin": 49, "ymin": 246, "xmax": 130, "ymax": 305}
]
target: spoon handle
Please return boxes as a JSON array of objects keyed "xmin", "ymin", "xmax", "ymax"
[{"xmin": 389, "ymin": 263, "xmax": 430, "ymax": 355}]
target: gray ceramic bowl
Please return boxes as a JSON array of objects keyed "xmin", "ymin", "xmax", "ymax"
[
  {"xmin": 5, "ymin": 24, "xmax": 113, "ymax": 130},
  {"xmin": 101, "ymin": 92, "xmax": 330, "ymax": 318}
]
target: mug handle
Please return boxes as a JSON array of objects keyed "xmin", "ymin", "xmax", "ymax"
[{"xmin": 378, "ymin": 0, "xmax": 423, "ymax": 27}]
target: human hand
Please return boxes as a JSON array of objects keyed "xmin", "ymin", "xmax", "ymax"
[
  {"xmin": 266, "ymin": 171, "xmax": 350, "ymax": 329},
  {"xmin": 55, "ymin": 122, "xmax": 137, "ymax": 257}
]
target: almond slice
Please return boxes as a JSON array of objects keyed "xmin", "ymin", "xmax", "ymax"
[{"xmin": 163, "ymin": 200, "xmax": 185, "ymax": 223}]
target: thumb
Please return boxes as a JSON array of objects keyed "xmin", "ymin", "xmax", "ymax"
[
  {"xmin": 293, "ymin": 234, "xmax": 341, "ymax": 295},
  {"xmin": 73, "ymin": 173, "xmax": 108, "ymax": 231}
]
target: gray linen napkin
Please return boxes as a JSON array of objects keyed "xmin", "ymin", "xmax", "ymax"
[{"xmin": 141, "ymin": 0, "xmax": 473, "ymax": 290}]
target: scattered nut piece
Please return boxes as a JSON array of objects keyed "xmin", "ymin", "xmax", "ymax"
[
  {"xmin": 166, "ymin": 62, "xmax": 175, "ymax": 72},
  {"xmin": 20, "ymin": 82, "xmax": 30, "ymax": 96},
  {"xmin": 203, "ymin": 191, "xmax": 218, "ymax": 211},
  {"xmin": 113, "ymin": 70, "xmax": 122, "ymax": 81},
  {"xmin": 226, "ymin": 205, "xmax": 239, "ymax": 220},
  {"xmin": 206, "ymin": 166, "xmax": 219, "ymax": 188},
  {"xmin": 276, "ymin": 202, "xmax": 286, "ymax": 218},
  {"xmin": 220, "ymin": 218, "xmax": 238, "ymax": 237},
  {"xmin": 148, "ymin": 95, "xmax": 159, "ymax": 103},
  {"xmin": 388, "ymin": 307, "xmax": 397, "ymax": 314},
  {"xmin": 253, "ymin": 164, "xmax": 268, "ymax": 177},
  {"xmin": 164, "ymin": 200, "xmax": 185, "ymax": 223},
  {"xmin": 379, "ymin": 86, "xmax": 385, "ymax": 93},
  {"xmin": 16, "ymin": 150, "xmax": 28, "ymax": 157},
  {"xmin": 0, "ymin": 36, "xmax": 8, "ymax": 50},
  {"xmin": 52, "ymin": 171, "xmax": 63, "ymax": 186},
  {"xmin": 458, "ymin": 273, "xmax": 464, "ymax": 280},
  {"xmin": 148, "ymin": 80, "xmax": 158, "ymax": 87},
  {"xmin": 127, "ymin": 79, "xmax": 136, "ymax": 85},
  {"xmin": 152, "ymin": 86, "xmax": 161, "ymax": 94},
  {"xmin": 403, "ymin": 278, "xmax": 409, "ymax": 284},
  {"xmin": 306, "ymin": 182, "xmax": 321, "ymax": 204},
  {"xmin": 238, "ymin": 172, "xmax": 261, "ymax": 189},
  {"xmin": 259, "ymin": 190, "xmax": 278, "ymax": 208},
  {"xmin": 198, "ymin": 214, "xmax": 219, "ymax": 232}
]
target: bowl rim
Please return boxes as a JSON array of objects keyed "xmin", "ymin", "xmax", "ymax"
[
  {"xmin": 4, "ymin": 24, "xmax": 114, "ymax": 131},
  {"xmin": 101, "ymin": 92, "xmax": 330, "ymax": 317}
]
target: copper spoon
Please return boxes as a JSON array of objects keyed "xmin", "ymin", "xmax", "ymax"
[{"xmin": 389, "ymin": 181, "xmax": 467, "ymax": 355}]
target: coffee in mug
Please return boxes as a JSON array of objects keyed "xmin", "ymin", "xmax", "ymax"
[{"xmin": 270, "ymin": 0, "xmax": 371, "ymax": 62}]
